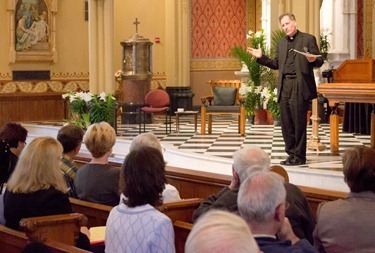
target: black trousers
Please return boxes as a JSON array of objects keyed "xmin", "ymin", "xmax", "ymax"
[{"xmin": 279, "ymin": 78, "xmax": 309, "ymax": 160}]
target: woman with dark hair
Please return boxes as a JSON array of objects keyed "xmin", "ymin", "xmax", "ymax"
[
  {"xmin": 105, "ymin": 146, "xmax": 175, "ymax": 253},
  {"xmin": 0, "ymin": 122, "xmax": 28, "ymax": 192}
]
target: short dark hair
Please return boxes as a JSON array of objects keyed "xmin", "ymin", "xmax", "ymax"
[
  {"xmin": 279, "ymin": 13, "xmax": 296, "ymax": 23},
  {"xmin": 121, "ymin": 146, "xmax": 166, "ymax": 207},
  {"xmin": 342, "ymin": 146, "xmax": 375, "ymax": 193},
  {"xmin": 57, "ymin": 125, "xmax": 85, "ymax": 153},
  {"xmin": 0, "ymin": 122, "xmax": 28, "ymax": 148}
]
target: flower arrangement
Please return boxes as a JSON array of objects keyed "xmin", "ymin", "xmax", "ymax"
[
  {"xmin": 239, "ymin": 80, "xmax": 265, "ymax": 116},
  {"xmin": 62, "ymin": 91, "xmax": 117, "ymax": 129}
]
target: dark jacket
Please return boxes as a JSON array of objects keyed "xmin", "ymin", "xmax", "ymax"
[
  {"xmin": 257, "ymin": 31, "xmax": 324, "ymax": 102},
  {"xmin": 193, "ymin": 182, "xmax": 316, "ymax": 244}
]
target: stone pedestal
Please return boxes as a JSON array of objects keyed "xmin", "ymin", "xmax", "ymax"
[{"xmin": 121, "ymin": 79, "xmax": 151, "ymax": 124}]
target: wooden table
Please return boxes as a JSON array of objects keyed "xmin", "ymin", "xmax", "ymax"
[
  {"xmin": 318, "ymin": 82, "xmax": 375, "ymax": 153},
  {"xmin": 175, "ymin": 111, "xmax": 198, "ymax": 133}
]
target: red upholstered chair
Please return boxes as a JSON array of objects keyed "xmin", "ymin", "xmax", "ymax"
[{"xmin": 139, "ymin": 89, "xmax": 171, "ymax": 134}]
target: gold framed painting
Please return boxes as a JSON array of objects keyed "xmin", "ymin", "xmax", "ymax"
[{"xmin": 8, "ymin": 0, "xmax": 58, "ymax": 63}]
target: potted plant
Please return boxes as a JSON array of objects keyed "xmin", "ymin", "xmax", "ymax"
[
  {"xmin": 239, "ymin": 80, "xmax": 265, "ymax": 124},
  {"xmin": 62, "ymin": 91, "xmax": 117, "ymax": 129},
  {"xmin": 265, "ymin": 87, "xmax": 281, "ymax": 125},
  {"xmin": 320, "ymin": 29, "xmax": 331, "ymax": 61}
]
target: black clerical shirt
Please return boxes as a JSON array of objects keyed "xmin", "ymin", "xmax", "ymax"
[{"xmin": 283, "ymin": 31, "xmax": 299, "ymax": 75}]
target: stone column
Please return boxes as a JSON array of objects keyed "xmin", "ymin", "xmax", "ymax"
[
  {"xmin": 320, "ymin": 0, "xmax": 356, "ymax": 67},
  {"xmin": 165, "ymin": 0, "xmax": 190, "ymax": 87},
  {"xmin": 88, "ymin": 0, "xmax": 114, "ymax": 94}
]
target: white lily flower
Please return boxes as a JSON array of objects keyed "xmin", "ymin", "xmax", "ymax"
[{"xmin": 99, "ymin": 91, "xmax": 106, "ymax": 101}]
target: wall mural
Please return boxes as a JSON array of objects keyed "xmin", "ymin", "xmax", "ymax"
[
  {"xmin": 15, "ymin": 0, "xmax": 49, "ymax": 52},
  {"xmin": 8, "ymin": 0, "xmax": 57, "ymax": 63}
]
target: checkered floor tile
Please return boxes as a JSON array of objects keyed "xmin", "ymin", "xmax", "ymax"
[{"xmin": 116, "ymin": 114, "xmax": 371, "ymax": 171}]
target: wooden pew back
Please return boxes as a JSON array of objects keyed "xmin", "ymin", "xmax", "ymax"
[
  {"xmin": 157, "ymin": 198, "xmax": 203, "ymax": 223},
  {"xmin": 173, "ymin": 221, "xmax": 193, "ymax": 253},
  {"xmin": 70, "ymin": 197, "xmax": 113, "ymax": 228},
  {"xmin": 74, "ymin": 154, "xmax": 348, "ymax": 218},
  {"xmin": 0, "ymin": 224, "xmax": 90, "ymax": 253},
  {"xmin": 19, "ymin": 213, "xmax": 87, "ymax": 246}
]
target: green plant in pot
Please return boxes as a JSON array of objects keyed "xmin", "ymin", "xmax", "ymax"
[
  {"xmin": 320, "ymin": 29, "xmax": 331, "ymax": 61},
  {"xmin": 63, "ymin": 91, "xmax": 117, "ymax": 129}
]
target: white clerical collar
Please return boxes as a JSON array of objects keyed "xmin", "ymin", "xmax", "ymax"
[{"xmin": 253, "ymin": 234, "xmax": 277, "ymax": 239}]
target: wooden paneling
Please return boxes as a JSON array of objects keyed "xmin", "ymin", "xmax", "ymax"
[{"xmin": 0, "ymin": 92, "xmax": 67, "ymax": 127}]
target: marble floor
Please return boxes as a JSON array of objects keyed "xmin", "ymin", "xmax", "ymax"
[
  {"xmin": 25, "ymin": 114, "xmax": 370, "ymax": 192},
  {"xmin": 116, "ymin": 114, "xmax": 370, "ymax": 172}
]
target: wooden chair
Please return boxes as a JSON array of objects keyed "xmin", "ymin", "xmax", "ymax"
[
  {"xmin": 270, "ymin": 165, "xmax": 289, "ymax": 183},
  {"xmin": 19, "ymin": 213, "xmax": 88, "ymax": 246},
  {"xmin": 200, "ymin": 80, "xmax": 246, "ymax": 136}
]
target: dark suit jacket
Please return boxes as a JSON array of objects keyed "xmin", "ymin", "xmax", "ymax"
[
  {"xmin": 193, "ymin": 182, "xmax": 316, "ymax": 244},
  {"xmin": 256, "ymin": 237, "xmax": 317, "ymax": 253},
  {"xmin": 257, "ymin": 31, "xmax": 324, "ymax": 102}
]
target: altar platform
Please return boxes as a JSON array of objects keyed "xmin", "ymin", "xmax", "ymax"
[{"xmin": 23, "ymin": 114, "xmax": 371, "ymax": 193}]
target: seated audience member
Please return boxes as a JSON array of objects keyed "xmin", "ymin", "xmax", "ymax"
[
  {"xmin": 57, "ymin": 124, "xmax": 85, "ymax": 198},
  {"xmin": 105, "ymin": 146, "xmax": 175, "ymax": 253},
  {"xmin": 0, "ymin": 122, "xmax": 28, "ymax": 225},
  {"xmin": 3, "ymin": 137, "xmax": 90, "ymax": 250},
  {"xmin": 129, "ymin": 132, "xmax": 181, "ymax": 202},
  {"xmin": 185, "ymin": 210, "xmax": 260, "ymax": 253},
  {"xmin": 75, "ymin": 122, "xmax": 120, "ymax": 206},
  {"xmin": 192, "ymin": 145, "xmax": 316, "ymax": 243},
  {"xmin": 238, "ymin": 171, "xmax": 316, "ymax": 253},
  {"xmin": 313, "ymin": 146, "xmax": 375, "ymax": 253},
  {"xmin": 0, "ymin": 122, "xmax": 28, "ymax": 192}
]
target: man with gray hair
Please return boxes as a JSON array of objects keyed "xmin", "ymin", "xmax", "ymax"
[
  {"xmin": 238, "ymin": 171, "xmax": 316, "ymax": 252},
  {"xmin": 192, "ymin": 145, "xmax": 315, "ymax": 243}
]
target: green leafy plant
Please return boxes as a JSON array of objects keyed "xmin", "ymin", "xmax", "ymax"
[
  {"xmin": 239, "ymin": 80, "xmax": 264, "ymax": 116},
  {"xmin": 265, "ymin": 87, "xmax": 280, "ymax": 118},
  {"xmin": 62, "ymin": 91, "xmax": 116, "ymax": 129},
  {"xmin": 231, "ymin": 30, "xmax": 269, "ymax": 86},
  {"xmin": 320, "ymin": 29, "xmax": 331, "ymax": 60}
]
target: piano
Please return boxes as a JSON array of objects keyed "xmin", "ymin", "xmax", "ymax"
[{"xmin": 318, "ymin": 59, "xmax": 375, "ymax": 153}]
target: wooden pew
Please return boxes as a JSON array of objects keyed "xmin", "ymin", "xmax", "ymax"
[
  {"xmin": 157, "ymin": 198, "xmax": 203, "ymax": 223},
  {"xmin": 0, "ymin": 224, "xmax": 90, "ymax": 253},
  {"xmin": 70, "ymin": 197, "xmax": 113, "ymax": 228},
  {"xmin": 20, "ymin": 213, "xmax": 88, "ymax": 246},
  {"xmin": 298, "ymin": 185, "xmax": 347, "ymax": 219},
  {"xmin": 70, "ymin": 197, "xmax": 203, "ymax": 228},
  {"xmin": 74, "ymin": 154, "xmax": 348, "ymax": 219},
  {"xmin": 173, "ymin": 220, "xmax": 193, "ymax": 253}
]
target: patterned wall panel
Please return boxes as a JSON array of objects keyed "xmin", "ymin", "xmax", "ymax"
[{"xmin": 191, "ymin": 0, "xmax": 246, "ymax": 59}]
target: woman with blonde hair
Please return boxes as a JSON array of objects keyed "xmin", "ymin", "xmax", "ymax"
[
  {"xmin": 4, "ymin": 137, "xmax": 70, "ymax": 229},
  {"xmin": 74, "ymin": 122, "xmax": 120, "ymax": 206},
  {"xmin": 4, "ymin": 136, "xmax": 90, "ymax": 250}
]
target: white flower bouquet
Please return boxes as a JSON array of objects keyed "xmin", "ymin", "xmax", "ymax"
[{"xmin": 62, "ymin": 91, "xmax": 117, "ymax": 129}]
